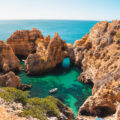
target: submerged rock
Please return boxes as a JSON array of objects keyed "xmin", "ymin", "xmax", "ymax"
[
  {"xmin": 0, "ymin": 40, "xmax": 22, "ymax": 73},
  {"xmin": 25, "ymin": 32, "xmax": 68, "ymax": 75}
]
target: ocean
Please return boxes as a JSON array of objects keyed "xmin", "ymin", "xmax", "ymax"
[{"xmin": 0, "ymin": 20, "xmax": 98, "ymax": 116}]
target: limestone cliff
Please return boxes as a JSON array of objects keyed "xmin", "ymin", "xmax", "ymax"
[
  {"xmin": 0, "ymin": 40, "xmax": 21, "ymax": 73},
  {"xmin": 76, "ymin": 80, "xmax": 120, "ymax": 120},
  {"xmin": 25, "ymin": 32, "xmax": 68, "ymax": 75},
  {"xmin": 74, "ymin": 20, "xmax": 120, "ymax": 119},
  {"xmin": 2, "ymin": 21, "xmax": 120, "ymax": 119},
  {"xmin": 7, "ymin": 28, "xmax": 44, "ymax": 59}
]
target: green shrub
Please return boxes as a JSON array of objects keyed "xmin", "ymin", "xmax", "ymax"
[
  {"xmin": 0, "ymin": 87, "xmax": 72, "ymax": 120},
  {"xmin": 19, "ymin": 96, "xmax": 60, "ymax": 120},
  {"xmin": 0, "ymin": 87, "xmax": 29, "ymax": 104},
  {"xmin": 19, "ymin": 106, "xmax": 47, "ymax": 120},
  {"xmin": 116, "ymin": 32, "xmax": 120, "ymax": 38}
]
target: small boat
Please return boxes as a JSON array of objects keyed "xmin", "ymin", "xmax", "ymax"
[
  {"xmin": 22, "ymin": 59, "xmax": 25, "ymax": 62},
  {"xmin": 49, "ymin": 88, "xmax": 58, "ymax": 94}
]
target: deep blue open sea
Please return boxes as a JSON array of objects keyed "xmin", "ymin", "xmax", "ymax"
[{"xmin": 0, "ymin": 20, "xmax": 98, "ymax": 116}]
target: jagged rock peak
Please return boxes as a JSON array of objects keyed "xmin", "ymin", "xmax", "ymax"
[
  {"xmin": 52, "ymin": 32, "xmax": 62, "ymax": 40},
  {"xmin": 25, "ymin": 32, "xmax": 68, "ymax": 75}
]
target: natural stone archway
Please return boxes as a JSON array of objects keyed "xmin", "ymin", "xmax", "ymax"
[
  {"xmin": 25, "ymin": 32, "xmax": 68, "ymax": 75},
  {"xmin": 4, "ymin": 20, "xmax": 120, "ymax": 120},
  {"xmin": 6, "ymin": 28, "xmax": 78, "ymax": 75}
]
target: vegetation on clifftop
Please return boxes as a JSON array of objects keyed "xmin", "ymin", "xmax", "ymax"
[
  {"xmin": 0, "ymin": 87, "xmax": 29, "ymax": 104},
  {"xmin": 116, "ymin": 32, "xmax": 120, "ymax": 38},
  {"xmin": 0, "ymin": 87, "xmax": 72, "ymax": 120},
  {"xmin": 19, "ymin": 96, "xmax": 60, "ymax": 120}
]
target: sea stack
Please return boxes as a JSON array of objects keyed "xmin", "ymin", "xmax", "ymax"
[{"xmin": 25, "ymin": 32, "xmax": 68, "ymax": 75}]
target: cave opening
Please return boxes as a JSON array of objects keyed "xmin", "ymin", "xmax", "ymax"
[{"xmin": 62, "ymin": 58, "xmax": 71, "ymax": 68}]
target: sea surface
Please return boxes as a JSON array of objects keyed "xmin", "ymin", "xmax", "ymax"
[{"xmin": 0, "ymin": 20, "xmax": 98, "ymax": 116}]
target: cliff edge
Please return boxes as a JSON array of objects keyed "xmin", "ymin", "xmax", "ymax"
[{"xmin": 74, "ymin": 20, "xmax": 120, "ymax": 120}]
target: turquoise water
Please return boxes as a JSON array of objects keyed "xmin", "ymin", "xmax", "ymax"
[
  {"xmin": 19, "ymin": 60, "xmax": 92, "ymax": 116},
  {"xmin": 0, "ymin": 20, "xmax": 97, "ymax": 116}
]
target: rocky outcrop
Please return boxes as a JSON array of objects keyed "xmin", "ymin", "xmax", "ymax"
[
  {"xmin": 74, "ymin": 20, "xmax": 120, "ymax": 119},
  {"xmin": 7, "ymin": 28, "xmax": 68, "ymax": 75},
  {"xmin": 76, "ymin": 80, "xmax": 120, "ymax": 120},
  {"xmin": 0, "ymin": 40, "xmax": 21, "ymax": 73},
  {"xmin": 0, "ymin": 71, "xmax": 31, "ymax": 90},
  {"xmin": 0, "ymin": 97, "xmax": 38, "ymax": 120},
  {"xmin": 48, "ymin": 99, "xmax": 74, "ymax": 120},
  {"xmin": 25, "ymin": 32, "xmax": 68, "ymax": 75},
  {"xmin": 7, "ymin": 28, "xmax": 44, "ymax": 59},
  {"xmin": 68, "ymin": 33, "xmax": 91, "ymax": 67}
]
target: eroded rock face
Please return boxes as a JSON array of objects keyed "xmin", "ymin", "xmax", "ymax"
[
  {"xmin": 74, "ymin": 20, "xmax": 120, "ymax": 119},
  {"xmin": 0, "ymin": 71, "xmax": 31, "ymax": 90},
  {"xmin": 7, "ymin": 28, "xmax": 69, "ymax": 75},
  {"xmin": 25, "ymin": 32, "xmax": 68, "ymax": 75},
  {"xmin": 7, "ymin": 28, "xmax": 44, "ymax": 59},
  {"xmin": 0, "ymin": 40, "xmax": 21, "ymax": 73},
  {"xmin": 0, "ymin": 97, "xmax": 38, "ymax": 120},
  {"xmin": 76, "ymin": 80, "xmax": 120, "ymax": 120},
  {"xmin": 56, "ymin": 100, "xmax": 74, "ymax": 120},
  {"xmin": 0, "ymin": 71, "xmax": 20, "ymax": 88},
  {"xmin": 71, "ymin": 33, "xmax": 91, "ymax": 67}
]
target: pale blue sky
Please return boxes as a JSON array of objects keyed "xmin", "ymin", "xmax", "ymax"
[{"xmin": 0, "ymin": 0, "xmax": 120, "ymax": 20}]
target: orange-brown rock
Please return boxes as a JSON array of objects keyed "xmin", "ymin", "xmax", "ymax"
[
  {"xmin": 0, "ymin": 71, "xmax": 20, "ymax": 88},
  {"xmin": 25, "ymin": 32, "xmax": 68, "ymax": 75},
  {"xmin": 7, "ymin": 28, "xmax": 44, "ymax": 59},
  {"xmin": 0, "ymin": 40, "xmax": 21, "ymax": 73},
  {"xmin": 73, "ymin": 33, "xmax": 89, "ymax": 47},
  {"xmin": 74, "ymin": 20, "xmax": 120, "ymax": 120},
  {"xmin": 76, "ymin": 80, "xmax": 120, "ymax": 120},
  {"xmin": 0, "ymin": 71, "xmax": 31, "ymax": 90}
]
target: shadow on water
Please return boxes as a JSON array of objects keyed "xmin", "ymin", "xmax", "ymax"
[{"xmin": 18, "ymin": 58, "xmax": 92, "ymax": 116}]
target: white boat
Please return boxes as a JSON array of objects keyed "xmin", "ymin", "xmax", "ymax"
[
  {"xmin": 22, "ymin": 59, "xmax": 25, "ymax": 62},
  {"xmin": 49, "ymin": 88, "xmax": 58, "ymax": 94}
]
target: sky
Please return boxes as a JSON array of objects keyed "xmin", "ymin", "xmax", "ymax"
[{"xmin": 0, "ymin": 0, "xmax": 120, "ymax": 20}]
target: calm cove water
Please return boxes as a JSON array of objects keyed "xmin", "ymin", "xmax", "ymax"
[{"xmin": 0, "ymin": 20, "xmax": 98, "ymax": 116}]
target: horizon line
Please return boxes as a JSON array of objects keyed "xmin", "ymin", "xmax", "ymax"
[{"xmin": 0, "ymin": 18, "xmax": 114, "ymax": 22}]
